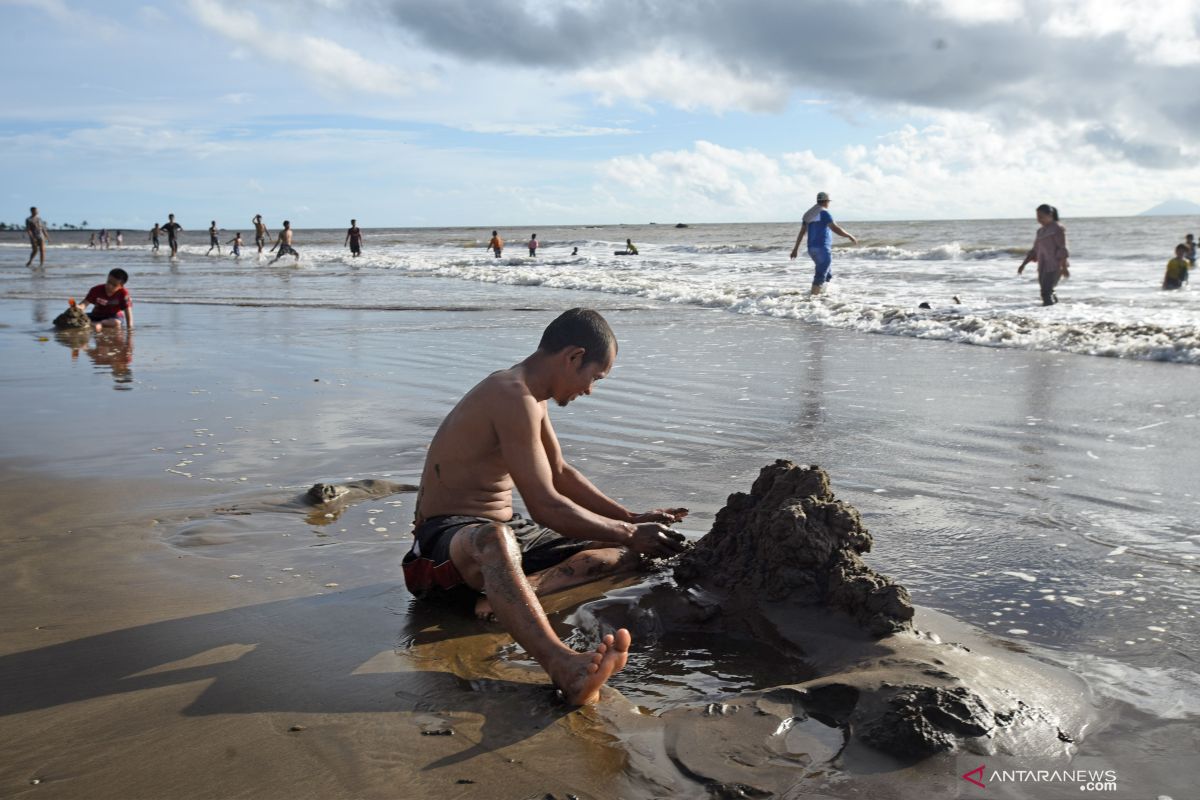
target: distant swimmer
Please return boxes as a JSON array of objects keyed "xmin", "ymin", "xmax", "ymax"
[
  {"xmin": 149, "ymin": 223, "xmax": 161, "ymax": 252},
  {"xmin": 252, "ymin": 214, "xmax": 270, "ymax": 254},
  {"xmin": 88, "ymin": 232, "xmax": 96, "ymax": 249},
  {"xmin": 24, "ymin": 206, "xmax": 48, "ymax": 267},
  {"xmin": 1017, "ymin": 204, "xmax": 1069, "ymax": 306},
  {"xmin": 488, "ymin": 230, "xmax": 504, "ymax": 258},
  {"xmin": 1186, "ymin": 233, "xmax": 1196, "ymax": 268},
  {"xmin": 790, "ymin": 191, "xmax": 858, "ymax": 296},
  {"xmin": 620, "ymin": 238, "xmax": 638, "ymax": 255},
  {"xmin": 269, "ymin": 220, "xmax": 300, "ymax": 264},
  {"xmin": 99, "ymin": 228, "xmax": 109, "ymax": 250},
  {"xmin": 1163, "ymin": 243, "xmax": 1190, "ymax": 290},
  {"xmin": 571, "ymin": 246, "xmax": 579, "ymax": 256},
  {"xmin": 528, "ymin": 233, "xmax": 539, "ymax": 257},
  {"xmin": 405, "ymin": 308, "xmax": 687, "ymax": 704},
  {"xmin": 228, "ymin": 231, "xmax": 243, "ymax": 258},
  {"xmin": 206, "ymin": 221, "xmax": 221, "ymax": 255},
  {"xmin": 162, "ymin": 214, "xmax": 183, "ymax": 258},
  {"xmin": 345, "ymin": 219, "xmax": 363, "ymax": 257},
  {"xmin": 115, "ymin": 231, "xmax": 123, "ymax": 247}
]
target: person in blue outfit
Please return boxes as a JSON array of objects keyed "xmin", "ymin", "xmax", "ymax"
[{"xmin": 789, "ymin": 191, "xmax": 858, "ymax": 295}]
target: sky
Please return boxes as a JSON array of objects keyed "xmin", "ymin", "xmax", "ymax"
[{"xmin": 2, "ymin": 0, "xmax": 1199, "ymax": 228}]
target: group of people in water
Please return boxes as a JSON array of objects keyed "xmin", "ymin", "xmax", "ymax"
[
  {"xmin": 20, "ymin": 199, "xmax": 1198, "ymax": 308},
  {"xmin": 786, "ymin": 193, "xmax": 1195, "ymax": 304},
  {"xmin": 144, "ymin": 214, "xmax": 334, "ymax": 265},
  {"xmin": 486, "ymin": 230, "xmax": 638, "ymax": 258}
]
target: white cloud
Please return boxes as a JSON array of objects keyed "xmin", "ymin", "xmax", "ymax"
[
  {"xmin": 188, "ymin": 0, "xmax": 431, "ymax": 97},
  {"xmin": 576, "ymin": 50, "xmax": 790, "ymax": 114},
  {"xmin": 599, "ymin": 117, "xmax": 1200, "ymax": 222}
]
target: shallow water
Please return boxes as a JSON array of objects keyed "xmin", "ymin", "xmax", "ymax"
[{"xmin": 3, "ymin": 214, "xmax": 1199, "ymax": 364}]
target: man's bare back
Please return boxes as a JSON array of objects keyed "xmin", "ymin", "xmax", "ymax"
[{"xmin": 414, "ymin": 366, "xmax": 529, "ymax": 524}]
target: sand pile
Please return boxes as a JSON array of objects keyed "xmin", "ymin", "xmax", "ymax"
[
  {"xmin": 53, "ymin": 305, "xmax": 91, "ymax": 330},
  {"xmin": 675, "ymin": 459, "xmax": 914, "ymax": 636}
]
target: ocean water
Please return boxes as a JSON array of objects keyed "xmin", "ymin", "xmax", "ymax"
[{"xmin": 3, "ymin": 215, "xmax": 1198, "ymax": 363}]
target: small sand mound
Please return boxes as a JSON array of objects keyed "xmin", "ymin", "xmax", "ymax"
[
  {"xmin": 53, "ymin": 306, "xmax": 91, "ymax": 330},
  {"xmin": 675, "ymin": 459, "xmax": 914, "ymax": 636}
]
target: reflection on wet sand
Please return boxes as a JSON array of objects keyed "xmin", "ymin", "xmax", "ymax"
[{"xmin": 55, "ymin": 328, "xmax": 134, "ymax": 389}]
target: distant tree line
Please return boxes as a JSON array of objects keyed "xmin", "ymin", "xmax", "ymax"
[{"xmin": 0, "ymin": 220, "xmax": 90, "ymax": 231}]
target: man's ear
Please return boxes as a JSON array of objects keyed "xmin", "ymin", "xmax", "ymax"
[{"xmin": 565, "ymin": 346, "xmax": 586, "ymax": 366}]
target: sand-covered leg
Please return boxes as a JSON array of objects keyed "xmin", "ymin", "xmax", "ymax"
[
  {"xmin": 452, "ymin": 523, "xmax": 631, "ymax": 704},
  {"xmin": 475, "ymin": 546, "xmax": 638, "ymax": 620}
]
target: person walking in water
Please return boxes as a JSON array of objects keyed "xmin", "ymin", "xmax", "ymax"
[
  {"xmin": 527, "ymin": 233, "xmax": 539, "ymax": 257},
  {"xmin": 206, "ymin": 221, "xmax": 222, "ymax": 255},
  {"xmin": 1163, "ymin": 244, "xmax": 1190, "ymax": 290},
  {"xmin": 790, "ymin": 191, "xmax": 857, "ymax": 295},
  {"xmin": 115, "ymin": 231, "xmax": 123, "ymax": 247},
  {"xmin": 345, "ymin": 219, "xmax": 363, "ymax": 257},
  {"xmin": 269, "ymin": 220, "xmax": 300, "ymax": 264},
  {"xmin": 404, "ymin": 308, "xmax": 687, "ymax": 704},
  {"xmin": 252, "ymin": 215, "xmax": 270, "ymax": 255},
  {"xmin": 488, "ymin": 230, "xmax": 504, "ymax": 258},
  {"xmin": 228, "ymin": 231, "xmax": 243, "ymax": 258},
  {"xmin": 1017, "ymin": 204, "xmax": 1070, "ymax": 306},
  {"xmin": 162, "ymin": 214, "xmax": 182, "ymax": 258},
  {"xmin": 150, "ymin": 223, "xmax": 161, "ymax": 252},
  {"xmin": 24, "ymin": 206, "xmax": 48, "ymax": 267}
]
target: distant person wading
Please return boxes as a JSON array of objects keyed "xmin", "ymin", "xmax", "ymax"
[
  {"xmin": 1017, "ymin": 204, "xmax": 1070, "ymax": 306},
  {"xmin": 790, "ymin": 191, "xmax": 858, "ymax": 295}
]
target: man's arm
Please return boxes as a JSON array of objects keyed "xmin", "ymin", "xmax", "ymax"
[
  {"xmin": 124, "ymin": 306, "xmax": 134, "ymax": 329},
  {"xmin": 829, "ymin": 222, "xmax": 857, "ymax": 244},
  {"xmin": 498, "ymin": 393, "xmax": 683, "ymax": 556},
  {"xmin": 541, "ymin": 415, "xmax": 687, "ymax": 524},
  {"xmin": 541, "ymin": 414, "xmax": 631, "ymax": 521},
  {"xmin": 789, "ymin": 223, "xmax": 808, "ymax": 259}
]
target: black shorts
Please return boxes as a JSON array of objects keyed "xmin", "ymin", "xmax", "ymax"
[
  {"xmin": 402, "ymin": 513, "xmax": 598, "ymax": 599},
  {"xmin": 278, "ymin": 244, "xmax": 298, "ymax": 257}
]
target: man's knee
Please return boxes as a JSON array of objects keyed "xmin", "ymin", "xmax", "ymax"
[{"xmin": 469, "ymin": 522, "xmax": 519, "ymax": 560}]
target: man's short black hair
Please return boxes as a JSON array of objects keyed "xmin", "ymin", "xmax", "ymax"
[
  {"xmin": 538, "ymin": 308, "xmax": 617, "ymax": 366},
  {"xmin": 109, "ymin": 268, "xmax": 129, "ymax": 284}
]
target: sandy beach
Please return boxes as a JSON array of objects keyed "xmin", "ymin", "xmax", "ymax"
[{"xmin": 1, "ymin": 288, "xmax": 1197, "ymax": 799}]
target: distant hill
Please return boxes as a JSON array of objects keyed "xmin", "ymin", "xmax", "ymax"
[{"xmin": 1139, "ymin": 198, "xmax": 1200, "ymax": 216}]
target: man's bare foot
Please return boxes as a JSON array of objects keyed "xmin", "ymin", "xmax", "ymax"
[
  {"xmin": 553, "ymin": 628, "xmax": 632, "ymax": 706},
  {"xmin": 474, "ymin": 595, "xmax": 496, "ymax": 622}
]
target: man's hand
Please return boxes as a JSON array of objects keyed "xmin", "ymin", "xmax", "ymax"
[
  {"xmin": 629, "ymin": 508, "xmax": 689, "ymax": 524},
  {"xmin": 789, "ymin": 247, "xmax": 799, "ymax": 260},
  {"xmin": 629, "ymin": 522, "xmax": 687, "ymax": 558}
]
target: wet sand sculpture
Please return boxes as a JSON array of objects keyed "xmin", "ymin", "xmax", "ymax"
[
  {"xmin": 52, "ymin": 305, "xmax": 91, "ymax": 329},
  {"xmin": 571, "ymin": 460, "xmax": 1093, "ymax": 794}
]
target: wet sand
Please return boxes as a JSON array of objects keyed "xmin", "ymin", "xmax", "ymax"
[{"xmin": 1, "ymin": 296, "xmax": 1196, "ymax": 799}]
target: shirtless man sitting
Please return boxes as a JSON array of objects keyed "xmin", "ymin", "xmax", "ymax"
[{"xmin": 405, "ymin": 308, "xmax": 688, "ymax": 705}]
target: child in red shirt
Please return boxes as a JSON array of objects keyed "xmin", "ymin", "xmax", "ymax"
[{"xmin": 81, "ymin": 268, "xmax": 134, "ymax": 332}]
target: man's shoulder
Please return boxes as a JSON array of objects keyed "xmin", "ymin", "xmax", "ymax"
[{"xmin": 476, "ymin": 370, "xmax": 542, "ymax": 415}]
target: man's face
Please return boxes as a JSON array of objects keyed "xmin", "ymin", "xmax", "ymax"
[
  {"xmin": 554, "ymin": 345, "xmax": 615, "ymax": 407},
  {"xmin": 105, "ymin": 276, "xmax": 123, "ymax": 294}
]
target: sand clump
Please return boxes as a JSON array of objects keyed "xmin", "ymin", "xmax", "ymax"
[
  {"xmin": 675, "ymin": 459, "xmax": 914, "ymax": 636},
  {"xmin": 53, "ymin": 305, "xmax": 91, "ymax": 330}
]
